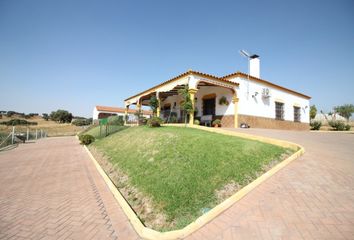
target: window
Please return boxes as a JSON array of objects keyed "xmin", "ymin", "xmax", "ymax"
[
  {"xmin": 294, "ymin": 106, "xmax": 301, "ymax": 122},
  {"xmin": 275, "ymin": 102, "xmax": 284, "ymax": 120}
]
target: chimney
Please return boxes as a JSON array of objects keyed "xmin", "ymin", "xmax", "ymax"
[{"xmin": 249, "ymin": 55, "xmax": 260, "ymax": 78}]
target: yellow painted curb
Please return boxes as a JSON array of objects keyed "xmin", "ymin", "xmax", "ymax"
[{"xmin": 82, "ymin": 125, "xmax": 305, "ymax": 240}]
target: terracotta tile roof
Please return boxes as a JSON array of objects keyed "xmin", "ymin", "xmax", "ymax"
[
  {"xmin": 95, "ymin": 106, "xmax": 152, "ymax": 115},
  {"xmin": 124, "ymin": 70, "xmax": 239, "ymax": 101},
  {"xmin": 222, "ymin": 72, "xmax": 311, "ymax": 99}
]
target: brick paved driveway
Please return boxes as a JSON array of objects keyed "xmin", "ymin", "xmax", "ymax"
[
  {"xmin": 0, "ymin": 137, "xmax": 139, "ymax": 240},
  {"xmin": 1, "ymin": 130, "xmax": 353, "ymax": 240},
  {"xmin": 187, "ymin": 129, "xmax": 354, "ymax": 240}
]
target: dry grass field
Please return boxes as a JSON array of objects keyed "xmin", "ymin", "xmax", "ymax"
[{"xmin": 0, "ymin": 115, "xmax": 85, "ymax": 137}]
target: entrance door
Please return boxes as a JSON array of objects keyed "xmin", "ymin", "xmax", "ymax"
[{"xmin": 203, "ymin": 98, "xmax": 215, "ymax": 115}]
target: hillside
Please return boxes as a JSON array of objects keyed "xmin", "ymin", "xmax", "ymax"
[{"xmin": 0, "ymin": 115, "xmax": 85, "ymax": 137}]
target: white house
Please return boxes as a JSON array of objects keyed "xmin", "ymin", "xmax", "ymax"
[
  {"xmin": 93, "ymin": 105, "xmax": 152, "ymax": 124},
  {"xmin": 124, "ymin": 57, "xmax": 311, "ymax": 130}
]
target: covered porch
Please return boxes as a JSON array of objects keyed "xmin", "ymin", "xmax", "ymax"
[{"xmin": 124, "ymin": 70, "xmax": 240, "ymax": 128}]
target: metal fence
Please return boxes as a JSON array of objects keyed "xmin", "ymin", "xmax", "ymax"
[
  {"xmin": 0, "ymin": 126, "xmax": 47, "ymax": 150},
  {"xmin": 93, "ymin": 118, "xmax": 127, "ymax": 138}
]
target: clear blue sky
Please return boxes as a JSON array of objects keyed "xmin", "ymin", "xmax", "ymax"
[{"xmin": 1, "ymin": 0, "xmax": 353, "ymax": 117}]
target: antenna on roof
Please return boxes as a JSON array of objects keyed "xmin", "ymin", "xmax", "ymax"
[{"xmin": 239, "ymin": 50, "xmax": 250, "ymax": 58}]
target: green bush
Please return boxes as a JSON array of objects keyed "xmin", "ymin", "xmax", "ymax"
[
  {"xmin": 108, "ymin": 115, "xmax": 124, "ymax": 126},
  {"xmin": 147, "ymin": 117, "xmax": 163, "ymax": 127},
  {"xmin": 79, "ymin": 134, "xmax": 95, "ymax": 145},
  {"xmin": 194, "ymin": 119, "xmax": 200, "ymax": 125},
  {"xmin": 345, "ymin": 124, "xmax": 351, "ymax": 131},
  {"xmin": 72, "ymin": 119, "xmax": 91, "ymax": 126},
  {"xmin": 168, "ymin": 112, "xmax": 178, "ymax": 123},
  {"xmin": 212, "ymin": 119, "xmax": 221, "ymax": 126},
  {"xmin": 310, "ymin": 121, "xmax": 322, "ymax": 130},
  {"xmin": 328, "ymin": 120, "xmax": 346, "ymax": 131},
  {"xmin": 0, "ymin": 119, "xmax": 37, "ymax": 126}
]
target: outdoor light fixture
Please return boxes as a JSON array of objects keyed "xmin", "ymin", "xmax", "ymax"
[{"xmin": 252, "ymin": 91, "xmax": 259, "ymax": 98}]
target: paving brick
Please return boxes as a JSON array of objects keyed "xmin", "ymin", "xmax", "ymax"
[
  {"xmin": 0, "ymin": 137, "xmax": 139, "ymax": 240},
  {"xmin": 186, "ymin": 129, "xmax": 354, "ymax": 240}
]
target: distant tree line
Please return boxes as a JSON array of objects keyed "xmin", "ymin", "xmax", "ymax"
[{"xmin": 1, "ymin": 109, "xmax": 92, "ymax": 126}]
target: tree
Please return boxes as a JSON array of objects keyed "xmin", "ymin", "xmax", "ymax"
[
  {"xmin": 333, "ymin": 104, "xmax": 354, "ymax": 122},
  {"xmin": 149, "ymin": 95, "xmax": 159, "ymax": 117},
  {"xmin": 178, "ymin": 85, "xmax": 194, "ymax": 124},
  {"xmin": 50, "ymin": 109, "xmax": 73, "ymax": 123},
  {"xmin": 42, "ymin": 113, "xmax": 49, "ymax": 121},
  {"xmin": 310, "ymin": 105, "xmax": 317, "ymax": 120}
]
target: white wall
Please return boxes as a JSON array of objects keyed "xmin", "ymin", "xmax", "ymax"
[
  {"xmin": 160, "ymin": 76, "xmax": 310, "ymax": 123},
  {"xmin": 93, "ymin": 107, "xmax": 99, "ymax": 120},
  {"xmin": 195, "ymin": 86, "xmax": 234, "ymax": 116},
  {"xmin": 229, "ymin": 77, "xmax": 310, "ymax": 123}
]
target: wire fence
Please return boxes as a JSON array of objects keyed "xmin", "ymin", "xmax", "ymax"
[
  {"xmin": 0, "ymin": 126, "xmax": 47, "ymax": 151},
  {"xmin": 96, "ymin": 124, "xmax": 126, "ymax": 139}
]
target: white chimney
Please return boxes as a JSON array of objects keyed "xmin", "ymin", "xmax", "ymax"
[{"xmin": 250, "ymin": 55, "xmax": 260, "ymax": 78}]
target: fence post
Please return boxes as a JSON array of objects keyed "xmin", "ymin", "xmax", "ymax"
[
  {"xmin": 36, "ymin": 129, "xmax": 38, "ymax": 140},
  {"xmin": 11, "ymin": 126, "xmax": 15, "ymax": 144},
  {"xmin": 27, "ymin": 128, "xmax": 29, "ymax": 141}
]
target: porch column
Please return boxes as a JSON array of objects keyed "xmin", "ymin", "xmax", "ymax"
[
  {"xmin": 188, "ymin": 88, "xmax": 198, "ymax": 125},
  {"xmin": 124, "ymin": 105, "xmax": 129, "ymax": 125},
  {"xmin": 156, "ymin": 92, "xmax": 161, "ymax": 118},
  {"xmin": 232, "ymin": 95, "xmax": 239, "ymax": 128}
]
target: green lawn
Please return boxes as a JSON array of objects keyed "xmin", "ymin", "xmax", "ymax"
[{"xmin": 91, "ymin": 126, "xmax": 293, "ymax": 230}]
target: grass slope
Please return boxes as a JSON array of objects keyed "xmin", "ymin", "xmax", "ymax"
[{"xmin": 92, "ymin": 126, "xmax": 292, "ymax": 230}]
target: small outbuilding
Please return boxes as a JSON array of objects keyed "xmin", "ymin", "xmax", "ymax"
[{"xmin": 92, "ymin": 105, "xmax": 151, "ymax": 124}]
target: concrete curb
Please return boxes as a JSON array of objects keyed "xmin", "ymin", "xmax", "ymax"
[{"xmin": 82, "ymin": 126, "xmax": 305, "ymax": 240}]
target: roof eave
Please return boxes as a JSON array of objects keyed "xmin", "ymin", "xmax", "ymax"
[
  {"xmin": 124, "ymin": 70, "xmax": 238, "ymax": 102},
  {"xmin": 223, "ymin": 72, "xmax": 311, "ymax": 100}
]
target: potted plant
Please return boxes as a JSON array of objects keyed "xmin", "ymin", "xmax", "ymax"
[
  {"xmin": 219, "ymin": 96, "xmax": 229, "ymax": 106},
  {"xmin": 212, "ymin": 119, "xmax": 221, "ymax": 128}
]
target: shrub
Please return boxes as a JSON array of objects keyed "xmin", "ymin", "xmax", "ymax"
[
  {"xmin": 79, "ymin": 134, "xmax": 95, "ymax": 145},
  {"xmin": 310, "ymin": 121, "xmax": 322, "ymax": 130},
  {"xmin": 72, "ymin": 119, "xmax": 91, "ymax": 126},
  {"xmin": 345, "ymin": 124, "xmax": 351, "ymax": 131},
  {"xmin": 169, "ymin": 112, "xmax": 178, "ymax": 123},
  {"xmin": 194, "ymin": 119, "xmax": 200, "ymax": 125},
  {"xmin": 42, "ymin": 113, "xmax": 49, "ymax": 121},
  {"xmin": 147, "ymin": 117, "xmax": 163, "ymax": 127},
  {"xmin": 0, "ymin": 119, "xmax": 37, "ymax": 126},
  {"xmin": 108, "ymin": 115, "xmax": 124, "ymax": 126},
  {"xmin": 212, "ymin": 119, "xmax": 221, "ymax": 126},
  {"xmin": 328, "ymin": 120, "xmax": 346, "ymax": 131}
]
